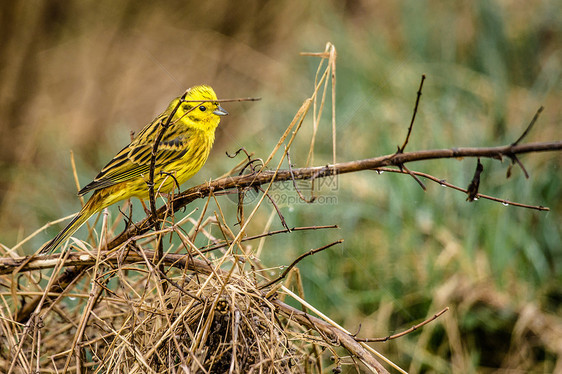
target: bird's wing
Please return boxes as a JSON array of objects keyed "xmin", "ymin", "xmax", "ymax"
[{"xmin": 78, "ymin": 126, "xmax": 190, "ymax": 196}]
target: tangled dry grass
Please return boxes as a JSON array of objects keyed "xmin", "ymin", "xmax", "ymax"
[{"xmin": 1, "ymin": 233, "xmax": 375, "ymax": 373}]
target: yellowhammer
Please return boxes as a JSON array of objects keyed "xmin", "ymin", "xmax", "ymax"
[{"xmin": 41, "ymin": 85, "xmax": 227, "ymax": 253}]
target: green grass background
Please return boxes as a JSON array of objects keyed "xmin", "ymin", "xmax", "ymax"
[{"xmin": 0, "ymin": 1, "xmax": 561, "ymax": 372}]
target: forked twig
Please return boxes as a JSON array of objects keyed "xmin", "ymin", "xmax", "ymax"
[
  {"xmin": 374, "ymin": 166, "xmax": 549, "ymax": 211},
  {"xmin": 255, "ymin": 185, "xmax": 290, "ymax": 231},
  {"xmin": 287, "ymin": 148, "xmax": 316, "ymax": 203},
  {"xmin": 394, "ymin": 75, "xmax": 427, "ymax": 190},
  {"xmin": 259, "ymin": 239, "xmax": 343, "ymax": 289},
  {"xmin": 399, "ymin": 163, "xmax": 426, "ymax": 191},
  {"xmin": 356, "ymin": 307, "xmax": 449, "ymax": 342},
  {"xmin": 507, "ymin": 106, "xmax": 544, "ymax": 179}
]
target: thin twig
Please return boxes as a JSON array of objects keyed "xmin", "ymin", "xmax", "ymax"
[
  {"xmin": 506, "ymin": 106, "xmax": 543, "ymax": 179},
  {"xmin": 512, "ymin": 106, "xmax": 543, "ymax": 146},
  {"xmin": 226, "ymin": 147, "xmax": 253, "ymax": 162},
  {"xmin": 255, "ymin": 185, "xmax": 290, "ymax": 231},
  {"xmin": 259, "ymin": 239, "xmax": 343, "ymax": 289},
  {"xmin": 159, "ymin": 171, "xmax": 181, "ymax": 193},
  {"xmin": 398, "ymin": 74, "xmax": 425, "ymax": 153},
  {"xmin": 399, "ymin": 163, "xmax": 426, "ymax": 191},
  {"xmin": 156, "ymin": 268, "xmax": 202, "ymax": 302},
  {"xmin": 273, "ymin": 289, "xmax": 394, "ymax": 374},
  {"xmin": 287, "ymin": 148, "xmax": 316, "ymax": 203},
  {"xmin": 394, "ymin": 75, "xmax": 427, "ymax": 190},
  {"xmin": 117, "ymin": 203, "xmax": 136, "ymax": 233},
  {"xmin": 375, "ymin": 167, "xmax": 548, "ymax": 211},
  {"xmin": 216, "ymin": 97, "xmax": 261, "ymax": 103},
  {"xmin": 148, "ymin": 91, "xmax": 190, "ymax": 227},
  {"xmin": 199, "ymin": 225, "xmax": 339, "ymax": 254},
  {"xmin": 356, "ymin": 307, "xmax": 449, "ymax": 342}
]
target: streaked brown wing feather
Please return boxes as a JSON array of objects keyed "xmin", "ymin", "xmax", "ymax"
[{"xmin": 78, "ymin": 124, "xmax": 191, "ymax": 196}]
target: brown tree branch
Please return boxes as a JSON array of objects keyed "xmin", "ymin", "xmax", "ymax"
[{"xmin": 105, "ymin": 140, "xmax": 562, "ymax": 251}]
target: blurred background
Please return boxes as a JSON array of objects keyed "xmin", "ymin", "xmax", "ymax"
[{"xmin": 1, "ymin": 0, "xmax": 561, "ymax": 372}]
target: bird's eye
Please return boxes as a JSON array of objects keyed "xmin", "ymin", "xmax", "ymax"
[{"xmin": 199, "ymin": 105, "xmax": 207, "ymax": 112}]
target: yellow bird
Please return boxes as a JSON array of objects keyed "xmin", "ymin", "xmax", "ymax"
[{"xmin": 42, "ymin": 85, "xmax": 227, "ymax": 253}]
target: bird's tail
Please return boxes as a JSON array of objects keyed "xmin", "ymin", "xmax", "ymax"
[{"xmin": 40, "ymin": 198, "xmax": 99, "ymax": 254}]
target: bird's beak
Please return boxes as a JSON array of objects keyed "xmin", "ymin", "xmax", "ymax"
[{"xmin": 213, "ymin": 105, "xmax": 228, "ymax": 116}]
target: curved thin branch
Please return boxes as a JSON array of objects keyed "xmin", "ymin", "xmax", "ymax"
[
  {"xmin": 356, "ymin": 307, "xmax": 449, "ymax": 342},
  {"xmin": 259, "ymin": 239, "xmax": 343, "ymax": 289},
  {"xmin": 374, "ymin": 166, "xmax": 548, "ymax": 211}
]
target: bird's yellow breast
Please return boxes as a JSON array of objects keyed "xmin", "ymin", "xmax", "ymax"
[{"xmin": 141, "ymin": 129, "xmax": 214, "ymax": 198}]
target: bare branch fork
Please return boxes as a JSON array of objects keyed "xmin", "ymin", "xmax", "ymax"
[
  {"xmin": 395, "ymin": 74, "xmax": 427, "ymax": 190},
  {"xmin": 355, "ymin": 307, "xmax": 450, "ymax": 342},
  {"xmin": 259, "ymin": 239, "xmax": 344, "ymax": 289}
]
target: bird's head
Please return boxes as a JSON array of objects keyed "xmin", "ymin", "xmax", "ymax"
[{"xmin": 169, "ymin": 85, "xmax": 228, "ymax": 131}]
